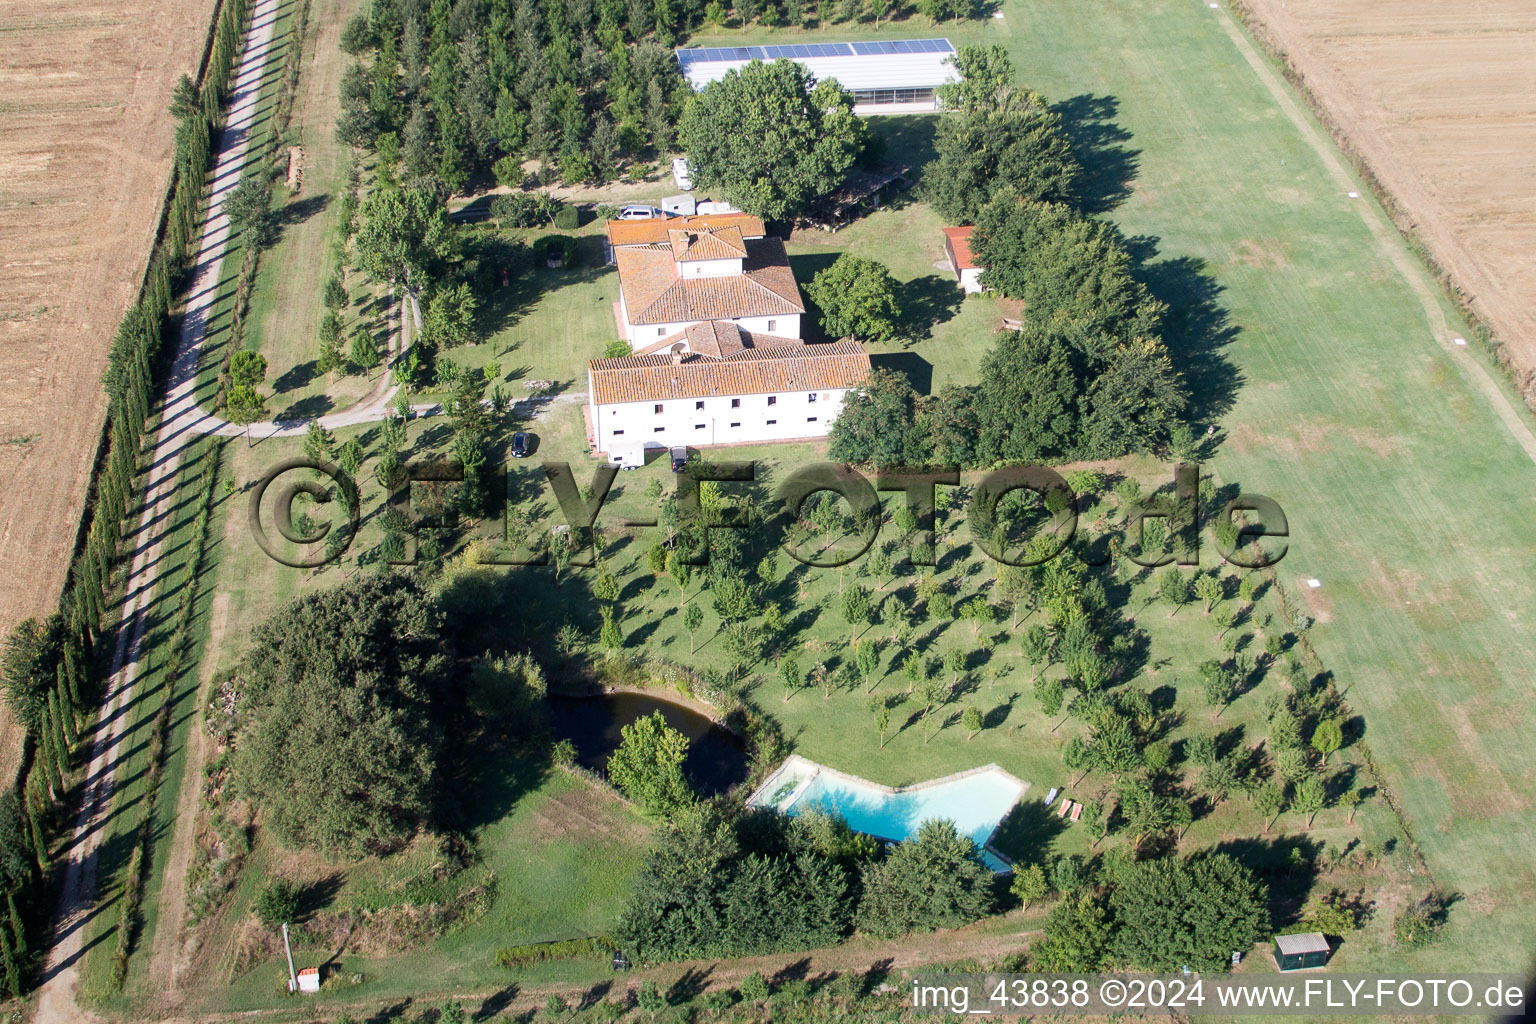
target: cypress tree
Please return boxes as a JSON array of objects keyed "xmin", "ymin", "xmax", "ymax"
[
  {"xmin": 36, "ymin": 730, "xmax": 61, "ymax": 802},
  {"xmin": 0, "ymin": 916, "xmax": 19, "ymax": 999},
  {"xmin": 48, "ymin": 692, "xmax": 70, "ymax": 779},
  {"xmin": 7, "ymin": 890, "xmax": 26, "ymax": 963},
  {"xmin": 55, "ymin": 673, "xmax": 78, "ymax": 748},
  {"xmin": 61, "ymin": 642, "xmax": 82, "ymax": 710},
  {"xmin": 23, "ymin": 789, "xmax": 46, "ymax": 873}
]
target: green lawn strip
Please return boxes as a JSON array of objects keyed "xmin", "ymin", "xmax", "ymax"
[
  {"xmin": 77, "ymin": 439, "xmax": 232, "ymax": 1004},
  {"xmin": 244, "ymin": 0, "xmax": 378, "ymax": 421}
]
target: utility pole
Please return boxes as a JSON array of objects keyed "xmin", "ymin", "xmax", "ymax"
[{"xmin": 282, "ymin": 922, "xmax": 297, "ymax": 993}]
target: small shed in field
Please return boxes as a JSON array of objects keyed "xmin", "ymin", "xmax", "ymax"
[
  {"xmin": 297, "ymin": 966, "xmax": 321, "ymax": 993},
  {"xmin": 942, "ymin": 226, "xmax": 984, "ymax": 293},
  {"xmin": 1273, "ymin": 932, "xmax": 1330, "ymax": 971}
]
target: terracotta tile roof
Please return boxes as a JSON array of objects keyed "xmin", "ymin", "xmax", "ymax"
[
  {"xmin": 634, "ymin": 320, "xmax": 766, "ymax": 359},
  {"xmin": 616, "ymin": 237, "xmax": 805, "ymax": 325},
  {"xmin": 606, "ymin": 213, "xmax": 766, "ymax": 247},
  {"xmin": 589, "ymin": 339, "xmax": 871, "ymax": 405},
  {"xmin": 943, "ymin": 225, "xmax": 981, "ymax": 270},
  {"xmin": 669, "ymin": 225, "xmax": 748, "ymax": 261}
]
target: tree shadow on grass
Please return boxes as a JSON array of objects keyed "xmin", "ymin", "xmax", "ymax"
[
  {"xmin": 297, "ymin": 872, "xmax": 344, "ymax": 918},
  {"xmin": 436, "ymin": 729, "xmax": 553, "ymax": 835},
  {"xmin": 989, "ymin": 798, "xmax": 1066, "ymax": 869},
  {"xmin": 1124, "ymin": 239, "xmax": 1244, "ymax": 424},
  {"xmin": 865, "ymin": 114, "xmax": 941, "ymax": 182},
  {"xmin": 898, "ymin": 274, "xmax": 963, "ymax": 345},
  {"xmin": 273, "ymin": 358, "xmax": 318, "ymax": 394},
  {"xmin": 869, "ymin": 351, "xmax": 933, "ymax": 396},
  {"xmin": 1213, "ymin": 834, "xmax": 1328, "ymax": 929},
  {"xmin": 276, "ymin": 393, "xmax": 335, "ymax": 424},
  {"xmin": 1052, "ymin": 94, "xmax": 1140, "ymax": 215}
]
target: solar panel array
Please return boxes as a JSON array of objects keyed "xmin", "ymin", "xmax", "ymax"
[{"xmin": 676, "ymin": 38, "xmax": 953, "ymax": 68}]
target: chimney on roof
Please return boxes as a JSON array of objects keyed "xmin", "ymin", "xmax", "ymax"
[{"xmin": 670, "ymin": 342, "xmax": 687, "ymax": 365}]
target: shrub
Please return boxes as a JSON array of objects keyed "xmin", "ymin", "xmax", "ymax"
[
  {"xmin": 489, "ymin": 190, "xmax": 560, "ymax": 227},
  {"xmin": 493, "ymin": 935, "xmax": 615, "ymax": 967},
  {"xmin": 254, "ymin": 877, "xmax": 301, "ymax": 927},
  {"xmin": 1394, "ymin": 891, "xmax": 1448, "ymax": 947},
  {"xmin": 533, "ymin": 234, "xmax": 579, "ymax": 269},
  {"xmin": 324, "ymin": 273, "xmax": 348, "ymax": 310},
  {"xmin": 553, "ymin": 204, "xmax": 580, "ymax": 230}
]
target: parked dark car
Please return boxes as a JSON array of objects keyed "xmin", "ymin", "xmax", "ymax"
[
  {"xmin": 512, "ymin": 432, "xmax": 531, "ymax": 458},
  {"xmin": 671, "ymin": 446, "xmax": 690, "ymax": 473}
]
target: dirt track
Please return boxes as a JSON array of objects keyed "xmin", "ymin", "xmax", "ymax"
[
  {"xmin": 1237, "ymin": 0, "xmax": 1536, "ymax": 391},
  {"xmin": 0, "ymin": 0, "xmax": 218, "ymax": 783}
]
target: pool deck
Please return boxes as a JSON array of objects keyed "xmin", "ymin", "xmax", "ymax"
[{"xmin": 746, "ymin": 755, "xmax": 1029, "ymax": 874}]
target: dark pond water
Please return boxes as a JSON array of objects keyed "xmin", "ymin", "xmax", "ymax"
[{"xmin": 546, "ymin": 691, "xmax": 749, "ymax": 797}]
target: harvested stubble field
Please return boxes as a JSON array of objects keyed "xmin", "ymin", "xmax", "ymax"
[
  {"xmin": 0, "ymin": 0, "xmax": 215, "ymax": 780},
  {"xmin": 1238, "ymin": 0, "xmax": 1536, "ymax": 389}
]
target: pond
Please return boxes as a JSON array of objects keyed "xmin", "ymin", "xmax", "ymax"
[{"xmin": 546, "ymin": 691, "xmax": 749, "ymax": 797}]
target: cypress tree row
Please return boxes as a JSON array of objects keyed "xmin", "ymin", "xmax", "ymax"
[
  {"xmin": 0, "ymin": 924, "xmax": 18, "ymax": 999},
  {"xmin": 54, "ymin": 672, "xmax": 78, "ymax": 749},
  {"xmin": 0, "ymin": 0, "xmax": 258, "ymax": 996}
]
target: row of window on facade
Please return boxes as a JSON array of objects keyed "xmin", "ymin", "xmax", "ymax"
[
  {"xmin": 852, "ymin": 87, "xmax": 935, "ymax": 105},
  {"xmin": 612, "ymin": 418, "xmax": 818, "ymax": 436},
  {"xmin": 639, "ymin": 394, "xmax": 819, "ymax": 414}
]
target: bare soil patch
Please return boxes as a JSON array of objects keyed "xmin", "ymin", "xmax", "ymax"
[
  {"xmin": 0, "ymin": 0, "xmax": 217, "ymax": 780},
  {"xmin": 1238, "ymin": 0, "xmax": 1536, "ymax": 394}
]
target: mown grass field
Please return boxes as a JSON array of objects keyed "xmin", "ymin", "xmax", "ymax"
[
  {"xmin": 241, "ymin": 0, "xmax": 382, "ymax": 422},
  {"xmin": 696, "ymin": 0, "xmax": 1536, "ymax": 971},
  {"xmin": 159, "ymin": 0, "xmax": 1536, "ymax": 1009}
]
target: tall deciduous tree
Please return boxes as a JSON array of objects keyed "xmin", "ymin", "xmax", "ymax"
[
  {"xmin": 606, "ymin": 710, "xmax": 692, "ymax": 814},
  {"xmin": 827, "ymin": 368, "xmax": 930, "ymax": 469},
  {"xmin": 677, "ymin": 59, "xmax": 868, "ymax": 222},
  {"xmin": 1108, "ymin": 853, "xmax": 1268, "ymax": 971},
  {"xmin": 856, "ymin": 818, "xmax": 994, "ymax": 938},
  {"xmin": 927, "ymin": 104, "xmax": 1079, "ymax": 223},
  {"xmin": 233, "ymin": 573, "xmax": 449, "ymax": 856},
  {"xmin": 354, "ymin": 184, "xmax": 455, "ymax": 286},
  {"xmin": 804, "ymin": 254, "xmax": 902, "ymax": 343}
]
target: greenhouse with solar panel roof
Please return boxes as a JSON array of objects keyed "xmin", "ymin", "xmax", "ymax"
[{"xmin": 674, "ymin": 38, "xmax": 960, "ymax": 113}]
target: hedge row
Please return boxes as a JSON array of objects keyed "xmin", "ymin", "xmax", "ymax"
[{"xmin": 493, "ymin": 935, "xmax": 616, "ymax": 968}]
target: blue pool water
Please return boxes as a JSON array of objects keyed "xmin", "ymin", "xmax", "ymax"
[{"xmin": 781, "ymin": 768, "xmax": 1023, "ymax": 872}]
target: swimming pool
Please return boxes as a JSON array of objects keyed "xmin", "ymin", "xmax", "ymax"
[{"xmin": 747, "ymin": 756, "xmax": 1027, "ymax": 872}]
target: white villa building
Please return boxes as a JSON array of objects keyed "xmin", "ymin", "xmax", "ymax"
[
  {"xmin": 610, "ymin": 217, "xmax": 804, "ymax": 345},
  {"xmin": 590, "ymin": 215, "xmax": 871, "ymax": 455},
  {"xmin": 587, "ymin": 329, "xmax": 871, "ymax": 453}
]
